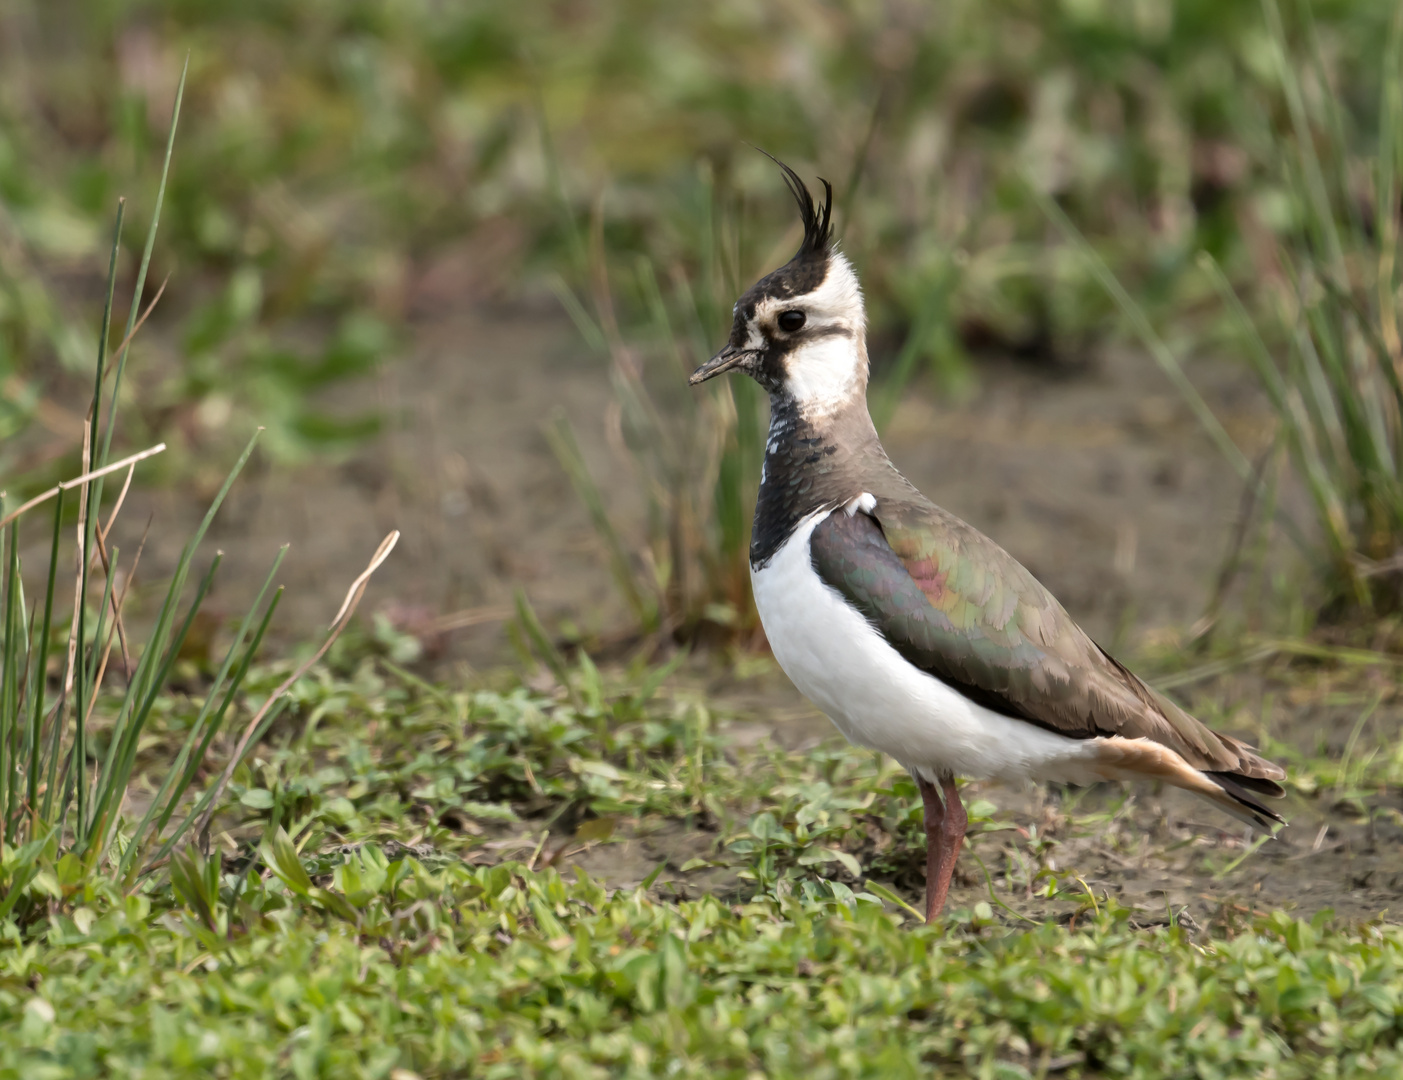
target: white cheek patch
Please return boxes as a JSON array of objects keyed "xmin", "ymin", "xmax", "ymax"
[
  {"xmin": 769, "ymin": 253, "xmax": 868, "ymax": 415},
  {"xmin": 785, "ymin": 335, "xmax": 863, "ymax": 414}
]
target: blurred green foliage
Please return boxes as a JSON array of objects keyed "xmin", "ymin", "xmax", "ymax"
[{"xmin": 2, "ymin": 0, "xmax": 1398, "ymax": 477}]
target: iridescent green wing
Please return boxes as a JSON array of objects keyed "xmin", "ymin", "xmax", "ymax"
[{"xmin": 808, "ymin": 499, "xmax": 1242, "ymax": 771}]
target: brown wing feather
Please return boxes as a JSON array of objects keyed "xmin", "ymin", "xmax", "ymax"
[{"xmin": 809, "ymin": 498, "xmax": 1283, "ymax": 787}]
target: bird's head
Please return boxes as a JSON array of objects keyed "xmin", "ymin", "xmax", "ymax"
[{"xmin": 690, "ymin": 158, "xmax": 867, "ymax": 416}]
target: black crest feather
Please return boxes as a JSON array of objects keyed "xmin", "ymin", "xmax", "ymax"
[{"xmin": 755, "ymin": 149, "xmax": 833, "ymax": 259}]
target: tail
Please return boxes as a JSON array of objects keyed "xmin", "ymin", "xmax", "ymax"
[
  {"xmin": 1203, "ymin": 732, "xmax": 1286, "ymax": 829},
  {"xmin": 1093, "ymin": 736, "xmax": 1286, "ymax": 831},
  {"xmin": 1202, "ymin": 770, "xmax": 1285, "ymax": 829}
]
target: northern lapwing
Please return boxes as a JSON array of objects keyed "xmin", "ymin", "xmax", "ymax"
[{"xmin": 689, "ymin": 160, "xmax": 1286, "ymax": 923}]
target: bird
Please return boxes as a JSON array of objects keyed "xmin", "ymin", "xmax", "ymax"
[{"xmin": 688, "ymin": 159, "xmax": 1286, "ymax": 924}]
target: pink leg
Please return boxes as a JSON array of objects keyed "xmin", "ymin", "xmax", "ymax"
[{"xmin": 917, "ymin": 773, "xmax": 968, "ymax": 923}]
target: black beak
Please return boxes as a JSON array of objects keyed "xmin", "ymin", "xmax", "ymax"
[{"xmin": 689, "ymin": 343, "xmax": 751, "ymax": 386}]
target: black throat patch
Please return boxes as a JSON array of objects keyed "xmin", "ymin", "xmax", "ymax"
[{"xmin": 749, "ymin": 394, "xmax": 914, "ymax": 568}]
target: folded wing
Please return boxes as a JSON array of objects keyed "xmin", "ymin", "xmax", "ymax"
[{"xmin": 808, "ymin": 500, "xmax": 1284, "ymax": 793}]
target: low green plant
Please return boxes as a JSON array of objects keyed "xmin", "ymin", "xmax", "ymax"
[
  {"xmin": 0, "ymin": 596, "xmax": 1392, "ymax": 1075},
  {"xmin": 6, "ymin": 849, "xmax": 1403, "ymax": 1077},
  {"xmin": 215, "ymin": 639, "xmax": 713, "ymax": 854}
]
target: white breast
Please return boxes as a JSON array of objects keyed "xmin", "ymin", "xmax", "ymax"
[{"xmin": 751, "ymin": 508, "xmax": 1105, "ymax": 785}]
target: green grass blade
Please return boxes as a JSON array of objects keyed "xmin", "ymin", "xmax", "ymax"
[
  {"xmin": 84, "ymin": 428, "xmax": 258, "ymax": 857},
  {"xmin": 635, "ymin": 257, "xmax": 688, "ymax": 377},
  {"xmin": 1196, "ymin": 254, "xmax": 1289, "ymax": 407},
  {"xmin": 547, "ymin": 276, "xmax": 607, "ymax": 355},
  {"xmin": 1380, "ymin": 10, "xmax": 1403, "ymax": 343},
  {"xmin": 166, "ymin": 584, "xmax": 283, "ymax": 819},
  {"xmin": 86, "ymin": 555, "xmax": 221, "ymax": 859},
  {"xmin": 1, "ymin": 520, "xmax": 16, "ymax": 847},
  {"xmin": 62, "ymin": 199, "xmax": 131, "ymax": 845},
  {"xmin": 35, "ymin": 497, "xmax": 66, "ymax": 822},
  {"xmin": 79, "ymin": 548, "xmax": 118, "ymax": 740},
  {"xmin": 88, "ymin": 202, "xmax": 126, "ymax": 474},
  {"xmin": 122, "ymin": 428, "xmax": 264, "ymax": 728},
  {"xmin": 1196, "ymin": 255, "xmax": 1315, "ymax": 559},
  {"xmin": 0, "ymin": 827, "xmax": 56, "ymax": 921},
  {"xmin": 121, "ymin": 553, "xmax": 287, "ymax": 878},
  {"xmin": 74, "ymin": 542, "xmax": 120, "ymax": 838},
  {"xmin": 870, "ymin": 263, "xmax": 959, "ymax": 432},
  {"xmin": 1262, "ymin": 0, "xmax": 1346, "ymax": 281},
  {"xmin": 69, "ymin": 205, "xmax": 129, "ymax": 777},
  {"xmin": 74, "ymin": 520, "xmax": 91, "ymax": 845},
  {"xmin": 98, "ymin": 58, "xmax": 187, "ymax": 470},
  {"xmin": 1032, "ymin": 183, "xmax": 1254, "ymax": 481},
  {"xmin": 152, "ymin": 696, "xmax": 292, "ymax": 871},
  {"xmin": 513, "ymin": 588, "xmax": 578, "ymax": 707},
  {"xmin": 1297, "ymin": 0, "xmax": 1364, "ymax": 247}
]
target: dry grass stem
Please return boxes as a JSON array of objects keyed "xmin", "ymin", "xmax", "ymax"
[
  {"xmin": 426, "ymin": 605, "xmax": 513, "ymax": 633},
  {"xmin": 62, "ymin": 421, "xmax": 94, "ymax": 699},
  {"xmin": 0, "ymin": 443, "xmax": 168, "ymax": 531},
  {"xmin": 196, "ymin": 530, "xmax": 400, "ymax": 851},
  {"xmin": 81, "ymin": 524, "xmax": 148, "ymax": 728},
  {"xmin": 100, "ymin": 276, "xmax": 168, "ymax": 395},
  {"xmin": 90, "ymin": 463, "xmax": 139, "ymax": 675}
]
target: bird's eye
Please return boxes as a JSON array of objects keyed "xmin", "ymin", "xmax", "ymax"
[{"xmin": 778, "ymin": 310, "xmax": 806, "ymax": 332}]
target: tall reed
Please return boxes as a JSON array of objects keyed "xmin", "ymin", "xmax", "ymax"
[{"xmin": 1043, "ymin": 2, "xmax": 1403, "ymax": 619}]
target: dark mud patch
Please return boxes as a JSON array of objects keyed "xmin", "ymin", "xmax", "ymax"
[{"xmin": 553, "ymin": 758, "xmax": 1402, "ymax": 928}]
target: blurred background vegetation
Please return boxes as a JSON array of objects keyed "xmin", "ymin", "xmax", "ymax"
[
  {"xmin": 2, "ymin": 0, "xmax": 1401, "ymax": 635},
  {"xmin": 6, "ymin": 7, "xmax": 1403, "ymax": 1065}
]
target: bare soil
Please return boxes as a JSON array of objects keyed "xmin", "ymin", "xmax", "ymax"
[
  {"xmin": 118, "ymin": 296, "xmax": 1278, "ymax": 655},
  {"xmin": 553, "ymin": 659, "xmax": 1403, "ymax": 927}
]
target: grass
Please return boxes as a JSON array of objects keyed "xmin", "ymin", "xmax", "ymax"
[
  {"xmin": 546, "ymin": 171, "xmax": 766, "ymax": 644},
  {"xmin": 7, "ymin": 863, "xmax": 1403, "ymax": 1078},
  {"xmin": 0, "ymin": 636, "xmax": 1399, "ymax": 1077},
  {"xmin": 541, "ymin": 0, "xmax": 1403, "ymax": 641},
  {"xmin": 0, "ymin": 73, "xmax": 403, "ymax": 932},
  {"xmin": 1203, "ymin": 0, "xmax": 1403, "ymax": 612},
  {"xmin": 0, "ymin": 67, "xmax": 276, "ymax": 908},
  {"xmin": 194, "ymin": 626, "xmax": 1403, "ymax": 897},
  {"xmin": 4, "ymin": 0, "xmax": 1401, "ymax": 647},
  {"xmin": 1034, "ymin": 1, "xmax": 1403, "ymax": 621}
]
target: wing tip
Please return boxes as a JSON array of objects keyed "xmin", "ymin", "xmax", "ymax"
[{"xmin": 1203, "ymin": 770, "xmax": 1287, "ymax": 830}]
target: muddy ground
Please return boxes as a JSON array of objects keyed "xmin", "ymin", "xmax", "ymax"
[
  {"xmin": 115, "ymin": 295, "xmax": 1278, "ymax": 654},
  {"xmin": 566, "ymin": 691, "xmax": 1403, "ymax": 928},
  {"xmin": 87, "ymin": 298, "xmax": 1403, "ymax": 924}
]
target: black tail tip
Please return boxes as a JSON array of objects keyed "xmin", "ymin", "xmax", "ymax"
[{"xmin": 1206, "ymin": 771, "xmax": 1287, "ymax": 830}]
